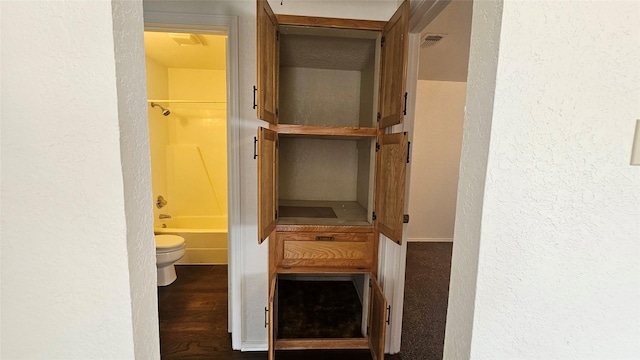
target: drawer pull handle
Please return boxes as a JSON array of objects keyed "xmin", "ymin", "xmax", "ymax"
[
  {"xmin": 264, "ymin": 307, "xmax": 268, "ymax": 328},
  {"xmin": 315, "ymin": 236, "xmax": 335, "ymax": 241},
  {"xmin": 253, "ymin": 86, "xmax": 258, "ymax": 109}
]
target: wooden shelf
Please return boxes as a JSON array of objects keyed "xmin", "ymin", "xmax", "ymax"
[
  {"xmin": 277, "ymin": 124, "xmax": 377, "ymax": 137},
  {"xmin": 276, "ymin": 14, "xmax": 386, "ymax": 31},
  {"xmin": 276, "ymin": 224, "xmax": 373, "ymax": 233},
  {"xmin": 275, "ymin": 267, "xmax": 372, "ymax": 274},
  {"xmin": 275, "ymin": 338, "xmax": 369, "ymax": 350}
]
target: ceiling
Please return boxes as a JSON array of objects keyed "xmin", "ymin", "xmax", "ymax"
[
  {"xmin": 143, "ymin": 31, "xmax": 226, "ymax": 70},
  {"xmin": 418, "ymin": 0, "xmax": 473, "ymax": 82},
  {"xmin": 143, "ymin": 2, "xmax": 472, "ymax": 79}
]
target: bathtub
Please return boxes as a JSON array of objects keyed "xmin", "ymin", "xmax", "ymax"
[{"xmin": 154, "ymin": 215, "xmax": 228, "ymax": 265}]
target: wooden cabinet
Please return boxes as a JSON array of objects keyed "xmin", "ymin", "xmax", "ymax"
[
  {"xmin": 270, "ymin": 227, "xmax": 377, "ymax": 274},
  {"xmin": 267, "ymin": 273, "xmax": 388, "ymax": 360},
  {"xmin": 256, "ymin": 0, "xmax": 409, "ymax": 358}
]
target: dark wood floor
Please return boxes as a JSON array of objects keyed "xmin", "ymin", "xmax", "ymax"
[
  {"xmin": 158, "ymin": 266, "xmax": 242, "ymax": 359},
  {"xmin": 159, "ymin": 243, "xmax": 452, "ymax": 360},
  {"xmin": 158, "ymin": 266, "xmax": 399, "ymax": 359}
]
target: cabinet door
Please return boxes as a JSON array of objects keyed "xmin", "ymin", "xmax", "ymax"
[
  {"xmin": 257, "ymin": 0, "xmax": 279, "ymax": 124},
  {"xmin": 374, "ymin": 132, "xmax": 408, "ymax": 244},
  {"xmin": 268, "ymin": 275, "xmax": 278, "ymax": 360},
  {"xmin": 258, "ymin": 127, "xmax": 277, "ymax": 243},
  {"xmin": 378, "ymin": 0, "xmax": 409, "ymax": 129},
  {"xmin": 368, "ymin": 275, "xmax": 388, "ymax": 360}
]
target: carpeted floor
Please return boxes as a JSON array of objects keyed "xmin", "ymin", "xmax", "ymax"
[{"xmin": 400, "ymin": 242, "xmax": 453, "ymax": 360}]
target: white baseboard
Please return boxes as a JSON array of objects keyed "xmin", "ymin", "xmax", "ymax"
[
  {"xmin": 241, "ymin": 341, "xmax": 268, "ymax": 352},
  {"xmin": 407, "ymin": 237, "xmax": 453, "ymax": 243}
]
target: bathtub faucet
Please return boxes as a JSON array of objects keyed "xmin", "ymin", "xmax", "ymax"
[{"xmin": 159, "ymin": 214, "xmax": 172, "ymax": 219}]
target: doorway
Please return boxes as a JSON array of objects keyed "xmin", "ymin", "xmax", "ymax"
[
  {"xmin": 144, "ymin": 30, "xmax": 229, "ymax": 264},
  {"xmin": 144, "ymin": 13, "xmax": 242, "ymax": 348}
]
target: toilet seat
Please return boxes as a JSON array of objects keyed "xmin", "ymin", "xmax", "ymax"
[{"xmin": 155, "ymin": 234, "xmax": 186, "ymax": 253}]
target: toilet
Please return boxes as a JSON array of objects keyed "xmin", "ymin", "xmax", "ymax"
[{"xmin": 155, "ymin": 234, "xmax": 186, "ymax": 286}]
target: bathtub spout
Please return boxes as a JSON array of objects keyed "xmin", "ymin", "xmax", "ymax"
[{"xmin": 159, "ymin": 214, "xmax": 172, "ymax": 219}]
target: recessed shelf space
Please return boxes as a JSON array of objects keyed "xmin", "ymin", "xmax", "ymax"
[
  {"xmin": 278, "ymin": 200, "xmax": 369, "ymax": 226},
  {"xmin": 278, "ymin": 26, "xmax": 380, "ymax": 129},
  {"xmin": 276, "ymin": 274, "xmax": 369, "ymax": 340},
  {"xmin": 278, "ymin": 136, "xmax": 375, "ymax": 226}
]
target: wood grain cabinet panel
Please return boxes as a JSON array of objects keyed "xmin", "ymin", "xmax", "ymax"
[{"xmin": 275, "ymin": 232, "xmax": 374, "ymax": 271}]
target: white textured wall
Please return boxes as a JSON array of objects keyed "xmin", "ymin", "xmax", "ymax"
[
  {"xmin": 1, "ymin": 1, "xmax": 158, "ymax": 359},
  {"xmin": 446, "ymin": 1, "xmax": 640, "ymax": 359},
  {"xmin": 407, "ymin": 80, "xmax": 466, "ymax": 242},
  {"xmin": 112, "ymin": 2, "xmax": 160, "ymax": 358},
  {"xmin": 143, "ymin": 0, "xmax": 399, "ymax": 349}
]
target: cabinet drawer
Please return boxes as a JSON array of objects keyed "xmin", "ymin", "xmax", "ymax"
[{"xmin": 274, "ymin": 232, "xmax": 375, "ymax": 270}]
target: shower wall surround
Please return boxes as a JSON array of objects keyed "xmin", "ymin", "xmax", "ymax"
[{"xmin": 145, "ymin": 43, "xmax": 228, "ymax": 264}]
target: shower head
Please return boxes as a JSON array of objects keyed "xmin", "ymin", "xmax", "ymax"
[{"xmin": 150, "ymin": 102, "xmax": 171, "ymax": 116}]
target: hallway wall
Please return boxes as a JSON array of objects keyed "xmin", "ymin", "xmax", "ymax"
[
  {"xmin": 1, "ymin": 1, "xmax": 158, "ymax": 358},
  {"xmin": 445, "ymin": 1, "xmax": 640, "ymax": 358},
  {"xmin": 407, "ymin": 80, "xmax": 466, "ymax": 242}
]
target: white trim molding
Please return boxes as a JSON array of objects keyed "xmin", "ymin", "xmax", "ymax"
[
  {"xmin": 240, "ymin": 341, "xmax": 268, "ymax": 352},
  {"xmin": 142, "ymin": 11, "xmax": 242, "ymax": 350},
  {"xmin": 409, "ymin": 0, "xmax": 451, "ymax": 34}
]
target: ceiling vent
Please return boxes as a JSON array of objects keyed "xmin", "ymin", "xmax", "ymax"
[
  {"xmin": 168, "ymin": 33, "xmax": 205, "ymax": 47},
  {"xmin": 421, "ymin": 33, "xmax": 446, "ymax": 48}
]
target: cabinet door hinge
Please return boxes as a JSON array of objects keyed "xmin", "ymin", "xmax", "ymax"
[
  {"xmin": 375, "ymin": 143, "xmax": 380, "ymax": 152},
  {"xmin": 367, "ymin": 326, "xmax": 370, "ymax": 335},
  {"xmin": 276, "ymin": 107, "xmax": 279, "ymax": 117},
  {"xmin": 369, "ymin": 278, "xmax": 372, "ymax": 287},
  {"xmin": 407, "ymin": 141, "xmax": 411, "ymax": 163},
  {"xmin": 377, "ymin": 112, "xmax": 381, "ymax": 122},
  {"xmin": 403, "ymin": 214, "xmax": 410, "ymax": 224},
  {"xmin": 275, "ymin": 210, "xmax": 278, "ymax": 219},
  {"xmin": 381, "ymin": 36, "xmax": 385, "ymax": 47},
  {"xmin": 276, "ymin": 31, "xmax": 280, "ymax": 41},
  {"xmin": 275, "ymin": 139, "xmax": 279, "ymax": 149},
  {"xmin": 372, "ymin": 212, "xmax": 377, "ymax": 221}
]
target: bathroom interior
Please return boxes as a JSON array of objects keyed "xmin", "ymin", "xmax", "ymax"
[{"xmin": 144, "ymin": 30, "xmax": 228, "ymax": 275}]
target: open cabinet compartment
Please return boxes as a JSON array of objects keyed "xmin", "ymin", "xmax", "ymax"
[
  {"xmin": 269, "ymin": 273, "xmax": 387, "ymax": 359},
  {"xmin": 257, "ymin": 0, "xmax": 410, "ymax": 243},
  {"xmin": 278, "ymin": 26, "xmax": 380, "ymax": 129},
  {"xmin": 278, "ymin": 135, "xmax": 375, "ymax": 226},
  {"xmin": 277, "ymin": 273, "xmax": 367, "ymax": 339}
]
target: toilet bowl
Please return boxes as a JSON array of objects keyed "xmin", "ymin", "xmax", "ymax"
[{"xmin": 155, "ymin": 234, "xmax": 186, "ymax": 286}]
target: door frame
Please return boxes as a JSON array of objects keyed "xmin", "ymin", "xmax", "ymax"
[{"xmin": 143, "ymin": 11, "xmax": 242, "ymax": 349}]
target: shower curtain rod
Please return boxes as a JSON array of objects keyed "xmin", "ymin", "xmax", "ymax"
[{"xmin": 147, "ymin": 100, "xmax": 226, "ymax": 104}]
